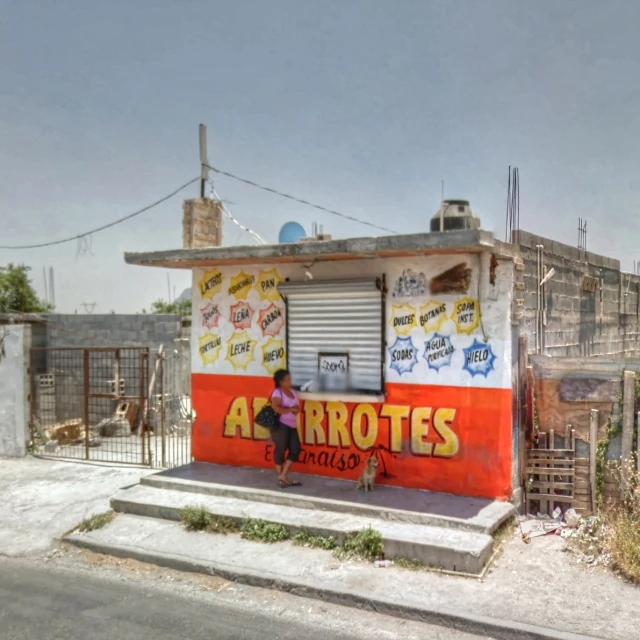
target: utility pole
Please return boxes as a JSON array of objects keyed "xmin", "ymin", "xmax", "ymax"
[{"xmin": 199, "ymin": 124, "xmax": 209, "ymax": 198}]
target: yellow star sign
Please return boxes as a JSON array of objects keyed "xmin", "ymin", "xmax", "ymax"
[
  {"xmin": 225, "ymin": 330, "xmax": 256, "ymax": 371},
  {"xmin": 255, "ymin": 268, "xmax": 283, "ymax": 302},
  {"xmin": 261, "ymin": 338, "xmax": 286, "ymax": 375},
  {"xmin": 228, "ymin": 271, "xmax": 255, "ymax": 300},
  {"xmin": 198, "ymin": 333, "xmax": 222, "ymax": 366},
  {"xmin": 389, "ymin": 303, "xmax": 418, "ymax": 336},
  {"xmin": 418, "ymin": 300, "xmax": 447, "ymax": 334},
  {"xmin": 198, "ymin": 268, "xmax": 223, "ymax": 300},
  {"xmin": 451, "ymin": 297, "xmax": 481, "ymax": 334}
]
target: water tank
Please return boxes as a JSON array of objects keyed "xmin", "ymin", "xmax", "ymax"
[
  {"xmin": 278, "ymin": 221, "xmax": 307, "ymax": 243},
  {"xmin": 430, "ymin": 200, "xmax": 480, "ymax": 232}
]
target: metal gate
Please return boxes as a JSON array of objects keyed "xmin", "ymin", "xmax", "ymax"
[{"xmin": 29, "ymin": 346, "xmax": 192, "ymax": 468}]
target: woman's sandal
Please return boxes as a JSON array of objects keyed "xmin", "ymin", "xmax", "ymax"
[
  {"xmin": 287, "ymin": 480, "xmax": 302, "ymax": 487},
  {"xmin": 277, "ymin": 479, "xmax": 289, "ymax": 488}
]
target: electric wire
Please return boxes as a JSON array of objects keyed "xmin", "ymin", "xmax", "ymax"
[
  {"xmin": 0, "ymin": 177, "xmax": 200, "ymax": 250},
  {"xmin": 206, "ymin": 164, "xmax": 399, "ymax": 235}
]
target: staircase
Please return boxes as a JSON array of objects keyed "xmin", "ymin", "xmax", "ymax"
[{"xmin": 109, "ymin": 462, "xmax": 515, "ymax": 575}]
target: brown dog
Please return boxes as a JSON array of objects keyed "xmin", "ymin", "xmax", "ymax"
[{"xmin": 357, "ymin": 456, "xmax": 379, "ymax": 492}]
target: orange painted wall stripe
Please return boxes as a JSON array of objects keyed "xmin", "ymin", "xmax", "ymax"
[{"xmin": 191, "ymin": 373, "xmax": 513, "ymax": 500}]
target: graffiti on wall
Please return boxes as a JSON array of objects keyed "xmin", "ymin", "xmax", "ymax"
[{"xmin": 429, "ymin": 262, "xmax": 472, "ymax": 295}]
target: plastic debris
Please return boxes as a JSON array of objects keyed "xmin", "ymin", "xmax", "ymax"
[
  {"xmin": 564, "ymin": 508, "xmax": 580, "ymax": 528},
  {"xmin": 373, "ymin": 559, "xmax": 394, "ymax": 568}
]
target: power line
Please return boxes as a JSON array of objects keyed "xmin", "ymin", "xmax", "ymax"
[
  {"xmin": 0, "ymin": 177, "xmax": 200, "ymax": 250},
  {"xmin": 208, "ymin": 180, "xmax": 266, "ymax": 245},
  {"xmin": 206, "ymin": 164, "xmax": 399, "ymax": 235}
]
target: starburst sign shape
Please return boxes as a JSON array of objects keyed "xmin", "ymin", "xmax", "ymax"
[
  {"xmin": 423, "ymin": 333, "xmax": 454, "ymax": 371},
  {"xmin": 255, "ymin": 268, "xmax": 282, "ymax": 302},
  {"xmin": 388, "ymin": 336, "xmax": 419, "ymax": 375},
  {"xmin": 225, "ymin": 330, "xmax": 256, "ymax": 371},
  {"xmin": 389, "ymin": 304, "xmax": 418, "ymax": 336},
  {"xmin": 198, "ymin": 333, "xmax": 222, "ymax": 366},
  {"xmin": 200, "ymin": 302, "xmax": 221, "ymax": 330},
  {"xmin": 451, "ymin": 297, "xmax": 480, "ymax": 334},
  {"xmin": 258, "ymin": 303, "xmax": 284, "ymax": 337},
  {"xmin": 230, "ymin": 301, "xmax": 254, "ymax": 330},
  {"xmin": 462, "ymin": 338, "xmax": 496, "ymax": 378},
  {"xmin": 261, "ymin": 338, "xmax": 286, "ymax": 375},
  {"xmin": 198, "ymin": 268, "xmax": 223, "ymax": 300}
]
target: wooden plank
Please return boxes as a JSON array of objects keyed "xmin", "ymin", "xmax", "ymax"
[
  {"xmin": 590, "ymin": 409, "xmax": 598, "ymax": 514},
  {"xmin": 530, "ymin": 481, "xmax": 574, "ymax": 491},
  {"xmin": 526, "ymin": 467, "xmax": 575, "ymax": 476},
  {"xmin": 559, "ymin": 378, "xmax": 620, "ymax": 403},
  {"xmin": 621, "ymin": 371, "xmax": 635, "ymax": 491},
  {"xmin": 526, "ymin": 493, "xmax": 573, "ymax": 504},
  {"xmin": 528, "ymin": 448, "xmax": 574, "ymax": 455},
  {"xmin": 526, "ymin": 458, "xmax": 574, "ymax": 466}
]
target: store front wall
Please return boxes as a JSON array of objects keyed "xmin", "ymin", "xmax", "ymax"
[{"xmin": 191, "ymin": 253, "xmax": 515, "ymax": 500}]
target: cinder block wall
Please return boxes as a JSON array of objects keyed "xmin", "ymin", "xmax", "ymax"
[
  {"xmin": 45, "ymin": 314, "xmax": 181, "ymax": 351},
  {"xmin": 35, "ymin": 315, "xmax": 187, "ymax": 425},
  {"xmin": 517, "ymin": 231, "xmax": 640, "ymax": 357}
]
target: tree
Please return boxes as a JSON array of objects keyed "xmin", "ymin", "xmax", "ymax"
[
  {"xmin": 141, "ymin": 298, "xmax": 192, "ymax": 315},
  {"xmin": 0, "ymin": 263, "xmax": 52, "ymax": 313}
]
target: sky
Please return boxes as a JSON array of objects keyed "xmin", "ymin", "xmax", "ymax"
[{"xmin": 2, "ymin": 0, "xmax": 640, "ymax": 313}]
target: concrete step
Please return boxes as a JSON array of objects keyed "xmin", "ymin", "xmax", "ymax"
[
  {"xmin": 142, "ymin": 462, "xmax": 514, "ymax": 535},
  {"xmin": 111, "ymin": 484, "xmax": 495, "ymax": 574}
]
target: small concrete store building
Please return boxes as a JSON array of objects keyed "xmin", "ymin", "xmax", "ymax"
[{"xmin": 126, "ymin": 220, "xmax": 520, "ymax": 502}]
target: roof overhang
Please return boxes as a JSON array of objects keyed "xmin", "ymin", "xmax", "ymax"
[{"xmin": 125, "ymin": 229, "xmax": 507, "ymax": 270}]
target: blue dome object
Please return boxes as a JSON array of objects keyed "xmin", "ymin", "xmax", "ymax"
[{"xmin": 278, "ymin": 221, "xmax": 307, "ymax": 243}]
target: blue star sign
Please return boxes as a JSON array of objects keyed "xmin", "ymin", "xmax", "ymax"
[
  {"xmin": 423, "ymin": 333, "xmax": 454, "ymax": 371},
  {"xmin": 462, "ymin": 339, "xmax": 496, "ymax": 378},
  {"xmin": 389, "ymin": 336, "xmax": 419, "ymax": 376}
]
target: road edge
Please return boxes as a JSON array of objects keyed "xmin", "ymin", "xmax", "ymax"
[{"xmin": 65, "ymin": 534, "xmax": 602, "ymax": 640}]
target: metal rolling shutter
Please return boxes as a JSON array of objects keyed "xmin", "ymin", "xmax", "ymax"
[{"xmin": 278, "ymin": 279, "xmax": 384, "ymax": 393}]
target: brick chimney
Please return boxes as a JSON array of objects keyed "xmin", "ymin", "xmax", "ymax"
[{"xmin": 182, "ymin": 198, "xmax": 223, "ymax": 249}]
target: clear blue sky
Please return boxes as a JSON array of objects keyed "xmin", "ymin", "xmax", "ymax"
[{"xmin": 2, "ymin": 0, "xmax": 640, "ymax": 313}]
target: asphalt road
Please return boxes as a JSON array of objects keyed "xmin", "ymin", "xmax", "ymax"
[{"xmin": 0, "ymin": 557, "xmax": 487, "ymax": 640}]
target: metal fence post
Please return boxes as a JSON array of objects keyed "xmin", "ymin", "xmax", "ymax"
[
  {"xmin": 83, "ymin": 349, "xmax": 89, "ymax": 460},
  {"xmin": 159, "ymin": 351, "xmax": 166, "ymax": 468}
]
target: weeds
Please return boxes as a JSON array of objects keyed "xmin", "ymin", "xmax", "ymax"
[
  {"xmin": 393, "ymin": 556, "xmax": 424, "ymax": 570},
  {"xmin": 292, "ymin": 530, "xmax": 338, "ymax": 550},
  {"xmin": 569, "ymin": 464, "xmax": 640, "ymax": 584},
  {"xmin": 492, "ymin": 517, "xmax": 516, "ymax": 548},
  {"xmin": 180, "ymin": 506, "xmax": 239, "ymax": 534},
  {"xmin": 335, "ymin": 527, "xmax": 383, "ymax": 561},
  {"xmin": 77, "ymin": 511, "xmax": 115, "ymax": 533},
  {"xmin": 603, "ymin": 463, "xmax": 640, "ymax": 583},
  {"xmin": 208, "ymin": 515, "xmax": 240, "ymax": 535},
  {"xmin": 181, "ymin": 505, "xmax": 212, "ymax": 531},
  {"xmin": 241, "ymin": 519, "xmax": 290, "ymax": 543},
  {"xmin": 178, "ymin": 510, "xmax": 395, "ymax": 567}
]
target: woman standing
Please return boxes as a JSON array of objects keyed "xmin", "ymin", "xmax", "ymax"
[{"xmin": 270, "ymin": 369, "xmax": 302, "ymax": 488}]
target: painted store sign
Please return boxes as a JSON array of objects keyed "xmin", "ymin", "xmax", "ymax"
[
  {"xmin": 192, "ymin": 374, "xmax": 513, "ymax": 499},
  {"xmin": 190, "ymin": 255, "xmax": 513, "ymax": 500}
]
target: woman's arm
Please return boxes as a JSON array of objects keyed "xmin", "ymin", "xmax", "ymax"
[{"xmin": 271, "ymin": 395, "xmax": 294, "ymax": 415}]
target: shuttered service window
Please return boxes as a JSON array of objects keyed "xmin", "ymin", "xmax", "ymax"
[{"xmin": 278, "ymin": 278, "xmax": 384, "ymax": 394}]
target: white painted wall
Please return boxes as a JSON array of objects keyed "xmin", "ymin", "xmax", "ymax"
[
  {"xmin": 0, "ymin": 325, "xmax": 30, "ymax": 457},
  {"xmin": 191, "ymin": 254, "xmax": 513, "ymax": 390}
]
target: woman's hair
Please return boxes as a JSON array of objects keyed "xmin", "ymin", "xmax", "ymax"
[{"xmin": 273, "ymin": 369, "xmax": 290, "ymax": 388}]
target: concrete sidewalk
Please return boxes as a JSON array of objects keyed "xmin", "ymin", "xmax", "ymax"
[
  {"xmin": 68, "ymin": 513, "xmax": 639, "ymax": 640},
  {"xmin": 0, "ymin": 456, "xmax": 152, "ymax": 556}
]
